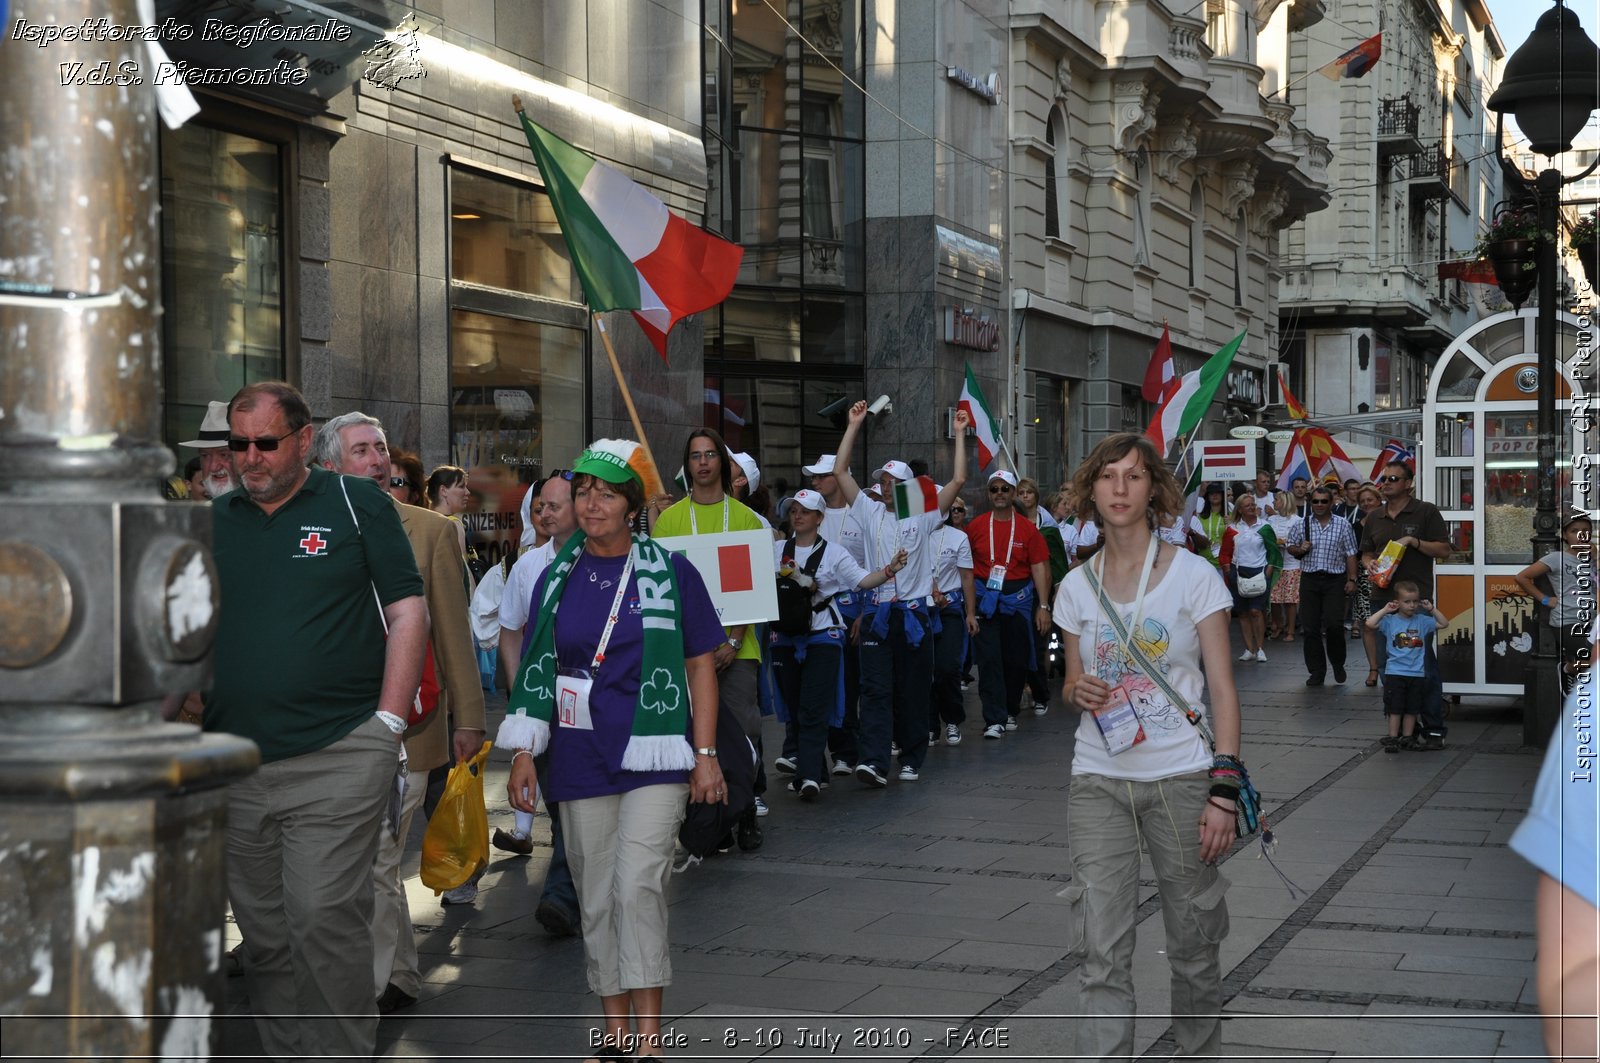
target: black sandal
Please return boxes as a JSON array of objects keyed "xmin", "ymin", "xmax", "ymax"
[{"xmin": 583, "ymin": 1046, "xmax": 631, "ymax": 1063}]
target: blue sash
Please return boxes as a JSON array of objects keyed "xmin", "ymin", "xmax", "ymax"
[
  {"xmin": 869, "ymin": 597, "xmax": 928, "ymax": 647},
  {"xmin": 977, "ymin": 584, "xmax": 1036, "ymax": 656},
  {"xmin": 834, "ymin": 590, "xmax": 864, "ymax": 621},
  {"xmin": 768, "ymin": 628, "xmax": 847, "ymax": 726}
]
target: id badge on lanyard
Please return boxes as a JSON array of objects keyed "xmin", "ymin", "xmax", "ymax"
[
  {"xmin": 986, "ymin": 567, "xmax": 1007, "ymax": 591},
  {"xmin": 556, "ymin": 669, "xmax": 595, "ymax": 730},
  {"xmin": 1093, "ymin": 686, "xmax": 1146, "ymax": 755},
  {"xmin": 986, "ymin": 517, "xmax": 1016, "ymax": 591}
]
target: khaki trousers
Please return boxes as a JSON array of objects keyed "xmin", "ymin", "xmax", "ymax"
[
  {"xmin": 226, "ymin": 714, "xmax": 397, "ymax": 1060},
  {"xmin": 372, "ymin": 756, "xmax": 428, "ymax": 995}
]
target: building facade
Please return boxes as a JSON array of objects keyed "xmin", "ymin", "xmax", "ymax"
[{"xmin": 1278, "ymin": 0, "xmax": 1506, "ymax": 451}]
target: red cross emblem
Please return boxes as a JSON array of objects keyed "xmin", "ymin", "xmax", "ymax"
[{"xmin": 299, "ymin": 532, "xmax": 328, "ymax": 555}]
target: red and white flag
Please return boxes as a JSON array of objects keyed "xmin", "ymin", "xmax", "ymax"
[{"xmin": 1141, "ymin": 324, "xmax": 1177, "ymax": 403}]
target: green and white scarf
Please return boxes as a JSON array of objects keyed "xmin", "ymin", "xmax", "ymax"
[{"xmin": 497, "ymin": 531, "xmax": 696, "ymax": 772}]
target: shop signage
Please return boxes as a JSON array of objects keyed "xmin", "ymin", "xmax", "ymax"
[
  {"xmin": 944, "ymin": 306, "xmax": 1001, "ymax": 351},
  {"xmin": 1485, "ymin": 436, "xmax": 1538, "ymax": 455},
  {"xmin": 1226, "ymin": 368, "xmax": 1262, "ymax": 407},
  {"xmin": 946, "ymin": 66, "xmax": 1001, "ymax": 104},
  {"xmin": 1229, "ymin": 425, "xmax": 1268, "ymax": 439},
  {"xmin": 1266, "ymin": 429, "xmax": 1297, "ymax": 443}
]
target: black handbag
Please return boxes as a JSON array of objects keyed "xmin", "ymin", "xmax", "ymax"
[{"xmin": 677, "ymin": 704, "xmax": 756, "ymax": 858}]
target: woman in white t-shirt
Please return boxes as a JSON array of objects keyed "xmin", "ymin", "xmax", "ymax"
[
  {"xmin": 1266, "ymin": 489, "xmax": 1304, "ymax": 642},
  {"xmin": 1053, "ymin": 432, "xmax": 1242, "ymax": 1063},
  {"xmin": 770, "ymin": 490, "xmax": 905, "ymax": 796}
]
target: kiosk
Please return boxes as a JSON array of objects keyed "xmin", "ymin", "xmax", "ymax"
[{"xmin": 1421, "ymin": 308, "xmax": 1592, "ymax": 697}]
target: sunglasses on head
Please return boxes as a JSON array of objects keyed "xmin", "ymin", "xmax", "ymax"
[
  {"xmin": 547, "ymin": 468, "xmax": 574, "ymax": 480},
  {"xmin": 390, "ymin": 477, "xmax": 411, "ymax": 488},
  {"xmin": 227, "ymin": 429, "xmax": 296, "ymax": 453}
]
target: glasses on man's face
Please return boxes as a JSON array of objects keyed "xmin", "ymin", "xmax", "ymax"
[
  {"xmin": 988, "ymin": 485, "xmax": 1013, "ymax": 494},
  {"xmin": 1310, "ymin": 498, "xmax": 1331, "ymax": 505},
  {"xmin": 227, "ymin": 429, "xmax": 296, "ymax": 453},
  {"xmin": 1377, "ymin": 474, "xmax": 1407, "ymax": 484},
  {"xmin": 390, "ymin": 477, "xmax": 411, "ymax": 489},
  {"xmin": 687, "ymin": 450, "xmax": 720, "ymax": 463}
]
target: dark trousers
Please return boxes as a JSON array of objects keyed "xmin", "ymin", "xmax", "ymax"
[
  {"xmin": 975, "ymin": 608, "xmax": 1031, "ymax": 727},
  {"xmin": 1300, "ymin": 572, "xmax": 1349, "ymax": 680},
  {"xmin": 929, "ymin": 604, "xmax": 968, "ymax": 733},
  {"xmin": 534, "ymin": 753, "xmax": 577, "ymax": 913},
  {"xmin": 1375, "ymin": 634, "xmax": 1447, "ymax": 740},
  {"xmin": 771, "ymin": 640, "xmax": 842, "ymax": 785},
  {"xmin": 828, "ymin": 614, "xmax": 862, "ymax": 766},
  {"xmin": 858, "ymin": 609, "xmax": 933, "ymax": 772},
  {"xmin": 1025, "ymin": 615, "xmax": 1051, "ymax": 705}
]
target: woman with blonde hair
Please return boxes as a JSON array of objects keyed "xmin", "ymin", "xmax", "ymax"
[
  {"xmin": 1266, "ymin": 489, "xmax": 1304, "ymax": 641},
  {"xmin": 1054, "ymin": 432, "xmax": 1241, "ymax": 1061}
]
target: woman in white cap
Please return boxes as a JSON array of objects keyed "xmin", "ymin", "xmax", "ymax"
[
  {"xmin": 770, "ymin": 489, "xmax": 905, "ymax": 796},
  {"xmin": 501, "ymin": 439, "xmax": 727, "ymax": 1063}
]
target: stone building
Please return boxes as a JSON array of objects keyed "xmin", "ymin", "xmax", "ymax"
[{"xmin": 1278, "ymin": 0, "xmax": 1506, "ymax": 448}]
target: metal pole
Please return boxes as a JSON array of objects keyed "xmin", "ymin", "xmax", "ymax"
[
  {"xmin": 0, "ymin": 0, "xmax": 256, "ymax": 1054},
  {"xmin": 1523, "ymin": 167, "xmax": 1564, "ymax": 745}
]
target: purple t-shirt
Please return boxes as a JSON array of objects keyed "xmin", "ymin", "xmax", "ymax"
[{"xmin": 524, "ymin": 549, "xmax": 724, "ymax": 802}]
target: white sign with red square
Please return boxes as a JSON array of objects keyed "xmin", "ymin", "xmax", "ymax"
[
  {"xmin": 1193, "ymin": 440, "xmax": 1256, "ymax": 481},
  {"xmin": 653, "ymin": 530, "xmax": 779, "ymax": 626}
]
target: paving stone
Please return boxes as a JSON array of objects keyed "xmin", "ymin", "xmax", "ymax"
[
  {"xmin": 862, "ymin": 910, "xmax": 1078, "ymax": 948},
  {"xmin": 929, "ymin": 938, "xmax": 1067, "ymax": 971},
  {"xmin": 766, "ymin": 958, "xmax": 1030, "ymax": 995},
  {"xmin": 1291, "ymin": 927, "xmax": 1536, "ymax": 960},
  {"xmin": 1270, "ymin": 945, "xmax": 1404, "ymax": 970},
  {"xmin": 1219, "ymin": 1010, "xmax": 1505, "ymax": 1058},
  {"xmin": 1249, "ymin": 959, "xmax": 1527, "ymax": 1004},
  {"xmin": 701, "ymin": 923, "xmax": 958, "ymax": 964}
]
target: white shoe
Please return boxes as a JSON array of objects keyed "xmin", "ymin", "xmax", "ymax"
[
  {"xmin": 773, "ymin": 756, "xmax": 797, "ymax": 775},
  {"xmin": 946, "ymin": 724, "xmax": 962, "ymax": 746},
  {"xmin": 1005, "ymin": 716, "xmax": 1019, "ymax": 732},
  {"xmin": 1032, "ymin": 700, "xmax": 1049, "ymax": 717},
  {"xmin": 1238, "ymin": 650, "xmax": 1254, "ymax": 661},
  {"xmin": 441, "ymin": 881, "xmax": 479, "ymax": 906},
  {"xmin": 1255, "ymin": 648, "xmax": 1268, "ymax": 662},
  {"xmin": 983, "ymin": 724, "xmax": 1005, "ymax": 739},
  {"xmin": 754, "ymin": 796, "xmax": 769, "ymax": 817},
  {"xmin": 831, "ymin": 757, "xmax": 854, "ymax": 776},
  {"xmin": 898, "ymin": 765, "xmax": 919, "ymax": 782}
]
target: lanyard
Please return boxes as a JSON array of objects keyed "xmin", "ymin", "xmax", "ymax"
[
  {"xmin": 1091, "ymin": 535, "xmax": 1158, "ymax": 652},
  {"xmin": 988, "ymin": 515, "xmax": 1018, "ymax": 576},
  {"xmin": 589, "ymin": 549, "xmax": 636, "ymax": 671},
  {"xmin": 688, "ymin": 497, "xmax": 729, "ymax": 534}
]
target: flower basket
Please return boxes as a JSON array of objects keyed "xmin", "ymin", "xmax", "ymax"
[
  {"xmin": 1578, "ymin": 242, "xmax": 1600, "ymax": 290},
  {"xmin": 1570, "ymin": 209, "xmax": 1599, "ymax": 289},
  {"xmin": 1487, "ymin": 238, "xmax": 1538, "ymax": 310}
]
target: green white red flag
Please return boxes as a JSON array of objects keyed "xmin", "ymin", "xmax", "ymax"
[
  {"xmin": 516, "ymin": 109, "xmax": 743, "ymax": 359},
  {"xmin": 893, "ymin": 475, "xmax": 940, "ymax": 520},
  {"xmin": 957, "ymin": 363, "xmax": 1002, "ymax": 469},
  {"xmin": 1145, "ymin": 331, "xmax": 1245, "ymax": 456}
]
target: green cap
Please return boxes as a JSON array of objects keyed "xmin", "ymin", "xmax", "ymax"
[{"xmin": 571, "ymin": 438, "xmax": 643, "ymax": 485}]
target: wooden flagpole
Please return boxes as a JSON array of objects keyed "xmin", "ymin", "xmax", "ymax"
[{"xmin": 593, "ymin": 313, "xmax": 666, "ymax": 499}]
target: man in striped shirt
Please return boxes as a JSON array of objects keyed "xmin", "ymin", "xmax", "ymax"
[{"xmin": 1297, "ymin": 486, "xmax": 1359, "ymax": 686}]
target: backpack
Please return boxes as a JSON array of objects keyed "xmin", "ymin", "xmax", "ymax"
[{"xmin": 772, "ymin": 538, "xmax": 831, "ymax": 636}]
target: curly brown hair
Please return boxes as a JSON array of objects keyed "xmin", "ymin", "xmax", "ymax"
[{"xmin": 1071, "ymin": 433, "xmax": 1184, "ymax": 528}]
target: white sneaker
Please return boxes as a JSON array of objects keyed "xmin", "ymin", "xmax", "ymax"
[
  {"xmin": 1005, "ymin": 716, "xmax": 1019, "ymax": 732},
  {"xmin": 1032, "ymin": 700, "xmax": 1049, "ymax": 717},
  {"xmin": 1255, "ymin": 648, "xmax": 1268, "ymax": 662},
  {"xmin": 983, "ymin": 724, "xmax": 1005, "ymax": 739},
  {"xmin": 796, "ymin": 779, "xmax": 821, "ymax": 801},
  {"xmin": 946, "ymin": 724, "xmax": 962, "ymax": 746},
  {"xmin": 1238, "ymin": 650, "xmax": 1254, "ymax": 661},
  {"xmin": 891, "ymin": 742, "xmax": 900, "ymax": 756},
  {"xmin": 773, "ymin": 756, "xmax": 797, "ymax": 775},
  {"xmin": 831, "ymin": 757, "xmax": 854, "ymax": 776},
  {"xmin": 754, "ymin": 796, "xmax": 769, "ymax": 817},
  {"xmin": 928, "ymin": 730, "xmax": 940, "ymax": 745},
  {"xmin": 441, "ymin": 880, "xmax": 479, "ymax": 906},
  {"xmin": 898, "ymin": 765, "xmax": 919, "ymax": 782}
]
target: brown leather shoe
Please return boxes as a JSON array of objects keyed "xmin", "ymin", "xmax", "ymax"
[{"xmin": 491, "ymin": 827, "xmax": 533, "ymax": 856}]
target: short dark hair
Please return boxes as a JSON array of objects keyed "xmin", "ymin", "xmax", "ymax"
[
  {"xmin": 1392, "ymin": 579, "xmax": 1421, "ymax": 597},
  {"xmin": 683, "ymin": 428, "xmax": 733, "ymax": 495},
  {"xmin": 183, "ymin": 456, "xmax": 203, "ymax": 479},
  {"xmin": 230, "ymin": 381, "xmax": 311, "ymax": 432},
  {"xmin": 573, "ymin": 471, "xmax": 645, "ymax": 518},
  {"xmin": 1383, "ymin": 461, "xmax": 1414, "ymax": 480}
]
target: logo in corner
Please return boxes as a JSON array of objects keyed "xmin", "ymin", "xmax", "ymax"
[{"xmin": 363, "ymin": 14, "xmax": 426, "ymax": 90}]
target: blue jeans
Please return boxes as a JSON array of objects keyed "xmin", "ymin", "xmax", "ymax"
[
  {"xmin": 858, "ymin": 607, "xmax": 933, "ymax": 772},
  {"xmin": 1062, "ymin": 771, "xmax": 1229, "ymax": 1060}
]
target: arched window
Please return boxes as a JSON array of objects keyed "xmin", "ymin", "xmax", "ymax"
[
  {"xmin": 1044, "ymin": 106, "xmax": 1068, "ymax": 239},
  {"xmin": 1188, "ymin": 180, "xmax": 1204, "ymax": 288}
]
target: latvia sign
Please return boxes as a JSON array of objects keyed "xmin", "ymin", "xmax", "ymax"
[
  {"xmin": 1193, "ymin": 440, "xmax": 1256, "ymax": 481},
  {"xmin": 653, "ymin": 530, "xmax": 779, "ymax": 626}
]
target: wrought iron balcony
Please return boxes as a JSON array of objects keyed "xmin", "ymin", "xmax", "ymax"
[
  {"xmin": 1377, "ymin": 96, "xmax": 1422, "ymax": 159},
  {"xmin": 1407, "ymin": 145, "xmax": 1452, "ymax": 202}
]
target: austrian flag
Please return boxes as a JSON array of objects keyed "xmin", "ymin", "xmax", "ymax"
[{"xmin": 893, "ymin": 475, "xmax": 941, "ymax": 520}]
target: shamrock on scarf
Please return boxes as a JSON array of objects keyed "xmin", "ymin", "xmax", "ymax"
[{"xmin": 640, "ymin": 667, "xmax": 683, "ymax": 716}]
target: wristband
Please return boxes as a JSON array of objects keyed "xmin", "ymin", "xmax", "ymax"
[
  {"xmin": 1209, "ymin": 782, "xmax": 1240, "ymax": 799},
  {"xmin": 1206, "ymin": 798, "xmax": 1238, "ymax": 814},
  {"xmin": 694, "ymin": 746, "xmax": 718, "ymax": 757},
  {"xmin": 511, "ymin": 749, "xmax": 535, "ymax": 765}
]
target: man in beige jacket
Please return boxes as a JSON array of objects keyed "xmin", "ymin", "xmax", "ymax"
[{"xmin": 312, "ymin": 412, "xmax": 486, "ymax": 1014}]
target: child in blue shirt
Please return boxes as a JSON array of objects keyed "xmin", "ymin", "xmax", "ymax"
[{"xmin": 1366, "ymin": 579, "xmax": 1450, "ymax": 752}]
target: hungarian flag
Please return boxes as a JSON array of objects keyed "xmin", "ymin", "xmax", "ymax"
[
  {"xmin": 516, "ymin": 106, "xmax": 743, "ymax": 359},
  {"xmin": 1145, "ymin": 331, "xmax": 1245, "ymax": 456},
  {"xmin": 1319, "ymin": 33, "xmax": 1382, "ymax": 79},
  {"xmin": 958, "ymin": 363, "xmax": 1003, "ymax": 470},
  {"xmin": 893, "ymin": 475, "xmax": 940, "ymax": 520},
  {"xmin": 1278, "ymin": 368, "xmax": 1307, "ymax": 419},
  {"xmin": 1141, "ymin": 324, "xmax": 1177, "ymax": 403},
  {"xmin": 1370, "ymin": 439, "xmax": 1416, "ymax": 480}
]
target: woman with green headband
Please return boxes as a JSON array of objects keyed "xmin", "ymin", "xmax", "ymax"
[{"xmin": 500, "ymin": 439, "xmax": 726, "ymax": 1063}]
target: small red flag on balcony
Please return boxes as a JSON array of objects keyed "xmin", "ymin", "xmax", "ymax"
[
  {"xmin": 1319, "ymin": 33, "xmax": 1382, "ymax": 79},
  {"xmin": 1437, "ymin": 259, "xmax": 1499, "ymax": 284}
]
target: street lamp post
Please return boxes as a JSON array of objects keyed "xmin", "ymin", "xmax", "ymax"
[{"xmin": 1487, "ymin": 0, "xmax": 1600, "ymax": 745}]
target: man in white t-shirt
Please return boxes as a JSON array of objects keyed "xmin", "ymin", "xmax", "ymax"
[
  {"xmin": 1251, "ymin": 470, "xmax": 1276, "ymax": 517},
  {"xmin": 803, "ymin": 452, "xmax": 866, "ymax": 775},
  {"xmin": 830, "ymin": 401, "xmax": 970, "ymax": 786},
  {"xmin": 493, "ymin": 472, "xmax": 580, "ymax": 937}
]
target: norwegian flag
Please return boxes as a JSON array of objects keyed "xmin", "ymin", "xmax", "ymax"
[{"xmin": 1370, "ymin": 439, "xmax": 1415, "ymax": 481}]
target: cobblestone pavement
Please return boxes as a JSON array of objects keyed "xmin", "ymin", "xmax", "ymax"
[{"xmin": 222, "ymin": 634, "xmax": 1546, "ymax": 1061}]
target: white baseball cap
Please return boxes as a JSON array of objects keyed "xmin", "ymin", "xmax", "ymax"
[
  {"xmin": 802, "ymin": 453, "xmax": 843, "ymax": 476},
  {"xmin": 732, "ymin": 451, "xmax": 761, "ymax": 493},
  {"xmin": 786, "ymin": 489, "xmax": 826, "ymax": 513},
  {"xmin": 988, "ymin": 470, "xmax": 1018, "ymax": 488},
  {"xmin": 871, "ymin": 459, "xmax": 914, "ymax": 482}
]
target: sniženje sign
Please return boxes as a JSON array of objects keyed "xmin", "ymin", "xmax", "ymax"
[{"xmin": 652, "ymin": 530, "xmax": 779, "ymax": 627}]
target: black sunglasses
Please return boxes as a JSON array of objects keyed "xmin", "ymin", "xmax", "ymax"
[
  {"xmin": 390, "ymin": 477, "xmax": 411, "ymax": 488},
  {"xmin": 227, "ymin": 429, "xmax": 296, "ymax": 453},
  {"xmin": 1310, "ymin": 498, "xmax": 1332, "ymax": 505},
  {"xmin": 950, "ymin": 505, "xmax": 967, "ymax": 513},
  {"xmin": 547, "ymin": 468, "xmax": 574, "ymax": 480},
  {"xmin": 988, "ymin": 485, "xmax": 1013, "ymax": 493},
  {"xmin": 1377, "ymin": 474, "xmax": 1408, "ymax": 483}
]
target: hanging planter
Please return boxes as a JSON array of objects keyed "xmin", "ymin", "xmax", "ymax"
[
  {"xmin": 1570, "ymin": 208, "xmax": 1599, "ymax": 290},
  {"xmin": 1475, "ymin": 204, "xmax": 1546, "ymax": 311}
]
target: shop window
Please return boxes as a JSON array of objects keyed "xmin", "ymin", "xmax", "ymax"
[
  {"xmin": 160, "ymin": 123, "xmax": 284, "ymax": 447},
  {"xmin": 450, "ymin": 168, "xmax": 577, "ymax": 301},
  {"xmin": 702, "ymin": 373, "xmax": 861, "ymax": 516}
]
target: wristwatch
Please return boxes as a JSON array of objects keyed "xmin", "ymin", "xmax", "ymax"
[
  {"xmin": 726, "ymin": 637, "xmax": 741, "ymax": 650},
  {"xmin": 694, "ymin": 746, "xmax": 718, "ymax": 757}
]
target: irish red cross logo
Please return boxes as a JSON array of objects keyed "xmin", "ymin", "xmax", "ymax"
[{"xmin": 300, "ymin": 532, "xmax": 328, "ymax": 555}]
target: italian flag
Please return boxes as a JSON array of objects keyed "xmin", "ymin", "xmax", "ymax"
[
  {"xmin": 893, "ymin": 475, "xmax": 940, "ymax": 520},
  {"xmin": 516, "ymin": 106, "xmax": 743, "ymax": 359},
  {"xmin": 958, "ymin": 363, "xmax": 1002, "ymax": 469},
  {"xmin": 1145, "ymin": 331, "xmax": 1245, "ymax": 456}
]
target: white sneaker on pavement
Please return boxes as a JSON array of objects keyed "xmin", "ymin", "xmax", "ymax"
[
  {"xmin": 983, "ymin": 724, "xmax": 1005, "ymax": 739},
  {"xmin": 898, "ymin": 765, "xmax": 919, "ymax": 782},
  {"xmin": 1238, "ymin": 650, "xmax": 1254, "ymax": 661},
  {"xmin": 946, "ymin": 724, "xmax": 961, "ymax": 746},
  {"xmin": 1255, "ymin": 648, "xmax": 1268, "ymax": 662}
]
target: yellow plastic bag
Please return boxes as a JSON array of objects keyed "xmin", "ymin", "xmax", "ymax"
[{"xmin": 420, "ymin": 741, "xmax": 492, "ymax": 893}]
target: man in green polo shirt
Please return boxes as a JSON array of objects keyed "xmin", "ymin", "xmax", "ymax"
[
  {"xmin": 206, "ymin": 381, "xmax": 426, "ymax": 1059},
  {"xmin": 651, "ymin": 426, "xmax": 768, "ymax": 850}
]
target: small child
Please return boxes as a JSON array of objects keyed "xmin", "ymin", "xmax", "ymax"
[{"xmin": 1366, "ymin": 580, "xmax": 1449, "ymax": 752}]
